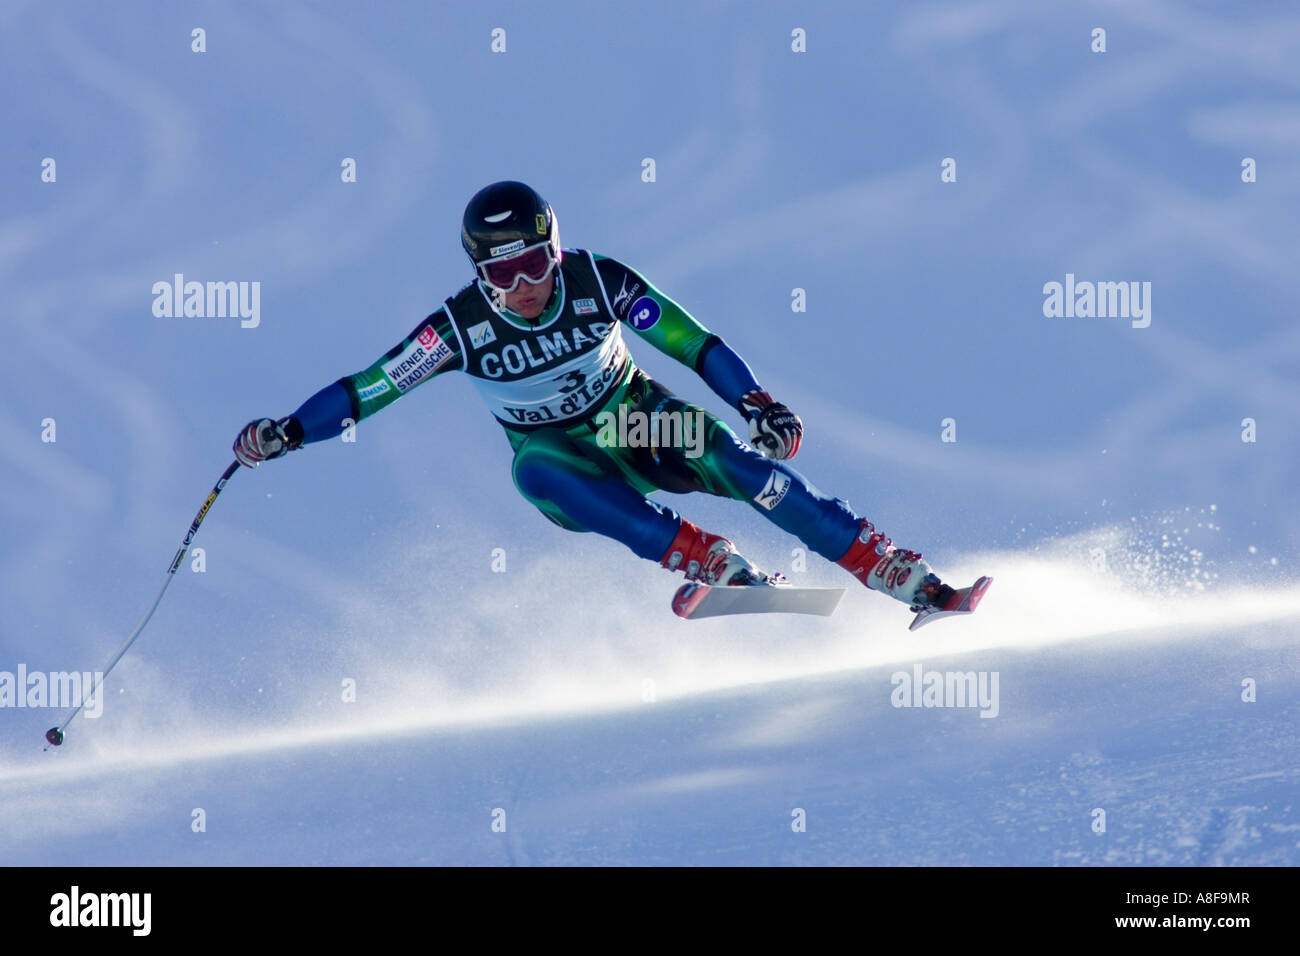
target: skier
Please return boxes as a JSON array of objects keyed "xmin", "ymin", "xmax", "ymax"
[{"xmin": 233, "ymin": 181, "xmax": 987, "ymax": 627}]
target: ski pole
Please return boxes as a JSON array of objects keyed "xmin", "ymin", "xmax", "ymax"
[{"xmin": 44, "ymin": 460, "xmax": 243, "ymax": 748}]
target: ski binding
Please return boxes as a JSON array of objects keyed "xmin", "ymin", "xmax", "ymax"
[{"xmin": 908, "ymin": 576, "xmax": 993, "ymax": 631}]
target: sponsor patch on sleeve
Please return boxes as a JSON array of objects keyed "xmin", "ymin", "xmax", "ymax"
[
  {"xmin": 382, "ymin": 325, "xmax": 455, "ymax": 392},
  {"xmin": 356, "ymin": 379, "xmax": 391, "ymax": 402},
  {"xmin": 611, "ymin": 274, "xmax": 642, "ymax": 316},
  {"xmin": 753, "ymin": 470, "xmax": 792, "ymax": 510},
  {"xmin": 626, "ymin": 296, "xmax": 661, "ymax": 330}
]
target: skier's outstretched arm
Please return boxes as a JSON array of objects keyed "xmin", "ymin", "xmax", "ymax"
[
  {"xmin": 232, "ymin": 311, "xmax": 463, "ymax": 467},
  {"xmin": 591, "ymin": 252, "xmax": 802, "ymax": 459}
]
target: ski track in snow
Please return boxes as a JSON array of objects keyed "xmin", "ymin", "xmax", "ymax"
[{"xmin": 1, "ymin": 539, "xmax": 1297, "ymax": 865}]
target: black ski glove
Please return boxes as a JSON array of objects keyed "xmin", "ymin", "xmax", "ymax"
[
  {"xmin": 738, "ymin": 390, "xmax": 803, "ymax": 460},
  {"xmin": 233, "ymin": 417, "xmax": 302, "ymax": 468}
]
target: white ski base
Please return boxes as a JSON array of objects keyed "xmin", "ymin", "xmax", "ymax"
[{"xmin": 673, "ymin": 582, "xmax": 846, "ymax": 619}]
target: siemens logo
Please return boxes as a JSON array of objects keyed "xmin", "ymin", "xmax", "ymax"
[{"xmin": 356, "ymin": 380, "xmax": 391, "ymax": 401}]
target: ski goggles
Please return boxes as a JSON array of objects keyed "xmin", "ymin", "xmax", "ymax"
[{"xmin": 476, "ymin": 241, "xmax": 558, "ymax": 293}]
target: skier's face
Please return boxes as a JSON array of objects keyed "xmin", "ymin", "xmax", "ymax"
[{"xmin": 502, "ymin": 272, "xmax": 553, "ymax": 319}]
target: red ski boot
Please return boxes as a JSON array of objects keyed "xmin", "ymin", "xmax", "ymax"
[
  {"xmin": 662, "ymin": 520, "xmax": 815, "ymax": 619},
  {"xmin": 659, "ymin": 520, "xmax": 776, "ymax": 586},
  {"xmin": 834, "ymin": 518, "xmax": 993, "ymax": 629},
  {"xmin": 834, "ymin": 519, "xmax": 935, "ymax": 604}
]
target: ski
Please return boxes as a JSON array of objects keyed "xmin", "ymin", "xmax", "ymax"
[
  {"xmin": 908, "ymin": 575, "xmax": 993, "ymax": 631},
  {"xmin": 672, "ymin": 581, "xmax": 846, "ymax": 619}
]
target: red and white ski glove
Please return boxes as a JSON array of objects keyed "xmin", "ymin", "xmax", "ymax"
[
  {"xmin": 738, "ymin": 390, "xmax": 803, "ymax": 460},
  {"xmin": 233, "ymin": 417, "xmax": 297, "ymax": 468}
]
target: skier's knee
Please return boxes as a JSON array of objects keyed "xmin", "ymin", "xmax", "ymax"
[
  {"xmin": 512, "ymin": 429, "xmax": 575, "ymax": 494},
  {"xmin": 512, "ymin": 459, "xmax": 549, "ymax": 500}
]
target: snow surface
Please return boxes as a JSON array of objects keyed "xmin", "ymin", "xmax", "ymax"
[{"xmin": 3, "ymin": 539, "xmax": 1298, "ymax": 865}]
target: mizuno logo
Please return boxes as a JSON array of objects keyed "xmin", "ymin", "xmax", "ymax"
[
  {"xmin": 485, "ymin": 210, "xmax": 512, "ymax": 222},
  {"xmin": 753, "ymin": 471, "xmax": 791, "ymax": 511},
  {"xmin": 612, "ymin": 274, "xmax": 641, "ymax": 316}
]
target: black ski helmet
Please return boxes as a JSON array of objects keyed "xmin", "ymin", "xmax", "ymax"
[{"xmin": 461, "ymin": 181, "xmax": 560, "ymax": 272}]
